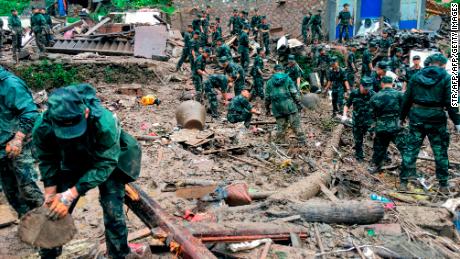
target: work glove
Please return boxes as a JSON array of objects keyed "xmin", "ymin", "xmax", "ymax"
[
  {"xmin": 47, "ymin": 187, "xmax": 78, "ymax": 220},
  {"xmin": 5, "ymin": 132, "xmax": 25, "ymax": 159},
  {"xmin": 456, "ymin": 125, "xmax": 460, "ymax": 134}
]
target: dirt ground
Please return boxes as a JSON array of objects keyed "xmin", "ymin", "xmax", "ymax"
[{"xmin": 0, "ymin": 55, "xmax": 459, "ymax": 258}]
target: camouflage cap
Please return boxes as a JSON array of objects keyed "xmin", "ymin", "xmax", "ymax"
[
  {"xmin": 377, "ymin": 61, "xmax": 388, "ymax": 70},
  {"xmin": 368, "ymin": 41, "xmax": 377, "ymax": 48},
  {"xmin": 233, "ymin": 8, "xmax": 238, "ymax": 12},
  {"xmin": 216, "ymin": 37, "xmax": 223, "ymax": 42},
  {"xmin": 360, "ymin": 76, "xmax": 373, "ymax": 89},
  {"xmin": 274, "ymin": 64, "xmax": 283, "ymax": 71},
  {"xmin": 203, "ymin": 47, "xmax": 212, "ymax": 54},
  {"xmin": 381, "ymin": 76, "xmax": 394, "ymax": 84},
  {"xmin": 395, "ymin": 47, "xmax": 403, "ymax": 53},
  {"xmin": 193, "ymin": 30, "xmax": 201, "ymax": 35},
  {"xmin": 426, "ymin": 53, "xmax": 448, "ymax": 65},
  {"xmin": 412, "ymin": 55, "xmax": 421, "ymax": 60},
  {"xmin": 215, "ymin": 17, "xmax": 221, "ymax": 21},
  {"xmin": 47, "ymin": 87, "xmax": 88, "ymax": 139},
  {"xmin": 330, "ymin": 56, "xmax": 339, "ymax": 63},
  {"xmin": 219, "ymin": 56, "xmax": 229, "ymax": 63},
  {"xmin": 256, "ymin": 47, "xmax": 264, "ymax": 53},
  {"xmin": 288, "ymin": 55, "xmax": 295, "ymax": 61}
]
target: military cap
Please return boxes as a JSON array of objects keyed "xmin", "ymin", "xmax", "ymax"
[
  {"xmin": 261, "ymin": 15, "xmax": 267, "ymax": 19},
  {"xmin": 242, "ymin": 25, "xmax": 250, "ymax": 30},
  {"xmin": 360, "ymin": 76, "xmax": 373, "ymax": 89},
  {"xmin": 210, "ymin": 22, "xmax": 216, "ymax": 26},
  {"xmin": 377, "ymin": 61, "xmax": 388, "ymax": 70},
  {"xmin": 381, "ymin": 76, "xmax": 393, "ymax": 84},
  {"xmin": 317, "ymin": 9, "xmax": 322, "ymax": 13},
  {"xmin": 288, "ymin": 55, "xmax": 296, "ymax": 61},
  {"xmin": 395, "ymin": 47, "xmax": 403, "ymax": 53},
  {"xmin": 197, "ymin": 13, "xmax": 202, "ymax": 17},
  {"xmin": 233, "ymin": 8, "xmax": 238, "ymax": 12},
  {"xmin": 412, "ymin": 55, "xmax": 421, "ymax": 60},
  {"xmin": 330, "ymin": 56, "xmax": 339, "ymax": 63},
  {"xmin": 193, "ymin": 30, "xmax": 201, "ymax": 35},
  {"xmin": 219, "ymin": 56, "xmax": 229, "ymax": 63},
  {"xmin": 215, "ymin": 17, "xmax": 221, "ymax": 21},
  {"xmin": 216, "ymin": 37, "xmax": 223, "ymax": 42},
  {"xmin": 343, "ymin": 3, "xmax": 349, "ymax": 7},
  {"xmin": 257, "ymin": 47, "xmax": 264, "ymax": 53},
  {"xmin": 48, "ymin": 88, "xmax": 88, "ymax": 139},
  {"xmin": 254, "ymin": 8, "xmax": 259, "ymax": 11},
  {"xmin": 368, "ymin": 41, "xmax": 377, "ymax": 48},
  {"xmin": 203, "ymin": 47, "xmax": 212, "ymax": 54},
  {"xmin": 274, "ymin": 64, "xmax": 283, "ymax": 71},
  {"xmin": 427, "ymin": 53, "xmax": 448, "ymax": 65},
  {"xmin": 11, "ymin": 9, "xmax": 17, "ymax": 12},
  {"xmin": 242, "ymin": 10, "xmax": 248, "ymax": 14},
  {"xmin": 243, "ymin": 85, "xmax": 252, "ymax": 91}
]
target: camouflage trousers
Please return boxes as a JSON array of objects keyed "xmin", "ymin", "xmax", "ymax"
[
  {"xmin": 227, "ymin": 111, "xmax": 252, "ymax": 128},
  {"xmin": 275, "ymin": 113, "xmax": 306, "ymax": 144},
  {"xmin": 331, "ymin": 89, "xmax": 344, "ymax": 115},
  {"xmin": 0, "ymin": 147, "xmax": 43, "ymax": 217},
  {"xmin": 251, "ymin": 75, "xmax": 264, "ymax": 99},
  {"xmin": 34, "ymin": 31, "xmax": 46, "ymax": 53},
  {"xmin": 234, "ymin": 79, "xmax": 245, "ymax": 96},
  {"xmin": 263, "ymin": 36, "xmax": 270, "ymax": 55},
  {"xmin": 352, "ymin": 121, "xmax": 371, "ymax": 160},
  {"xmin": 40, "ymin": 173, "xmax": 129, "ymax": 259},
  {"xmin": 372, "ymin": 130, "xmax": 406, "ymax": 169},
  {"xmin": 347, "ymin": 70, "xmax": 355, "ymax": 89},
  {"xmin": 302, "ymin": 29, "xmax": 309, "ymax": 44},
  {"xmin": 400, "ymin": 123, "xmax": 450, "ymax": 185},
  {"xmin": 311, "ymin": 25, "xmax": 322, "ymax": 41},
  {"xmin": 11, "ymin": 30, "xmax": 22, "ymax": 56},
  {"xmin": 204, "ymin": 83, "xmax": 220, "ymax": 118},
  {"xmin": 192, "ymin": 74, "xmax": 203, "ymax": 101},
  {"xmin": 338, "ymin": 24, "xmax": 349, "ymax": 43},
  {"xmin": 239, "ymin": 47, "xmax": 249, "ymax": 71},
  {"xmin": 176, "ymin": 47, "xmax": 190, "ymax": 70}
]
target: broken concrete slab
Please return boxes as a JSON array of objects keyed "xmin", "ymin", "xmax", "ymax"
[{"xmin": 134, "ymin": 26, "xmax": 169, "ymax": 61}]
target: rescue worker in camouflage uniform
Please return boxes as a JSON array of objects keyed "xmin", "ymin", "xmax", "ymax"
[
  {"xmin": 377, "ymin": 30, "xmax": 393, "ymax": 60},
  {"xmin": 346, "ymin": 43, "xmax": 358, "ymax": 89},
  {"xmin": 325, "ymin": 57, "xmax": 351, "ymax": 117},
  {"xmin": 259, "ymin": 16, "xmax": 271, "ymax": 56},
  {"xmin": 240, "ymin": 10, "xmax": 250, "ymax": 30},
  {"xmin": 336, "ymin": 4, "xmax": 352, "ymax": 43},
  {"xmin": 362, "ymin": 41, "xmax": 377, "ymax": 77},
  {"xmin": 228, "ymin": 9, "xmax": 240, "ymax": 35},
  {"xmin": 301, "ymin": 11, "xmax": 312, "ymax": 44},
  {"xmin": 204, "ymin": 74, "xmax": 228, "ymax": 118},
  {"xmin": 41, "ymin": 8, "xmax": 53, "ymax": 46},
  {"xmin": 371, "ymin": 61, "xmax": 388, "ymax": 93},
  {"xmin": 176, "ymin": 25, "xmax": 193, "ymax": 71},
  {"xmin": 341, "ymin": 76, "xmax": 375, "ymax": 161},
  {"xmin": 210, "ymin": 23, "xmax": 221, "ymax": 47},
  {"xmin": 215, "ymin": 17, "xmax": 222, "ymax": 38},
  {"xmin": 215, "ymin": 37, "xmax": 232, "ymax": 61},
  {"xmin": 251, "ymin": 47, "xmax": 265, "ymax": 99},
  {"xmin": 0, "ymin": 67, "xmax": 43, "ymax": 218},
  {"xmin": 250, "ymin": 9, "xmax": 261, "ymax": 42},
  {"xmin": 317, "ymin": 47, "xmax": 330, "ymax": 88},
  {"xmin": 390, "ymin": 47, "xmax": 404, "ymax": 74},
  {"xmin": 220, "ymin": 56, "xmax": 245, "ymax": 95},
  {"xmin": 238, "ymin": 26, "xmax": 250, "ymax": 71},
  {"xmin": 308, "ymin": 10, "xmax": 322, "ymax": 41},
  {"xmin": 368, "ymin": 76, "xmax": 405, "ymax": 174},
  {"xmin": 400, "ymin": 54, "xmax": 460, "ymax": 193},
  {"xmin": 201, "ymin": 10, "xmax": 209, "ymax": 37},
  {"xmin": 190, "ymin": 30, "xmax": 201, "ymax": 61},
  {"xmin": 30, "ymin": 7, "xmax": 47, "ymax": 53},
  {"xmin": 227, "ymin": 89, "xmax": 259, "ymax": 128},
  {"xmin": 285, "ymin": 54, "xmax": 302, "ymax": 91},
  {"xmin": 33, "ymin": 84, "xmax": 142, "ymax": 259},
  {"xmin": 192, "ymin": 48, "xmax": 211, "ymax": 102},
  {"xmin": 265, "ymin": 64, "xmax": 306, "ymax": 144},
  {"xmin": 192, "ymin": 13, "xmax": 203, "ymax": 33},
  {"xmin": 403, "ymin": 55, "xmax": 422, "ymax": 91},
  {"xmin": 8, "ymin": 9, "xmax": 23, "ymax": 60}
]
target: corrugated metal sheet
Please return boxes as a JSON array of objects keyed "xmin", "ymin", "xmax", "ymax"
[
  {"xmin": 46, "ymin": 38, "xmax": 134, "ymax": 55},
  {"xmin": 134, "ymin": 26, "xmax": 169, "ymax": 60}
]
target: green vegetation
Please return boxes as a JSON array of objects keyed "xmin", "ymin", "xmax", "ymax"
[
  {"xmin": 0, "ymin": 0, "xmax": 29, "ymax": 16},
  {"xmin": 111, "ymin": 0, "xmax": 175, "ymax": 14},
  {"xmin": 16, "ymin": 60, "xmax": 82, "ymax": 90},
  {"xmin": 434, "ymin": 0, "xmax": 460, "ymax": 8}
]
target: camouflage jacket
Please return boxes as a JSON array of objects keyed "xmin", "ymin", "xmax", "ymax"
[
  {"xmin": 327, "ymin": 67, "xmax": 348, "ymax": 91},
  {"xmin": 251, "ymin": 55, "xmax": 264, "ymax": 77},
  {"xmin": 238, "ymin": 31, "xmax": 249, "ymax": 50},
  {"xmin": 228, "ymin": 95, "xmax": 252, "ymax": 117},
  {"xmin": 192, "ymin": 55, "xmax": 206, "ymax": 75},
  {"xmin": 285, "ymin": 63, "xmax": 302, "ymax": 85},
  {"xmin": 401, "ymin": 66, "xmax": 460, "ymax": 125},
  {"xmin": 370, "ymin": 87, "xmax": 403, "ymax": 133},
  {"xmin": 258, "ymin": 23, "xmax": 270, "ymax": 39},
  {"xmin": 362, "ymin": 49, "xmax": 373, "ymax": 72},
  {"xmin": 347, "ymin": 51, "xmax": 356, "ymax": 72},
  {"xmin": 404, "ymin": 66, "xmax": 421, "ymax": 82},
  {"xmin": 225, "ymin": 61, "xmax": 245, "ymax": 85},
  {"xmin": 346, "ymin": 89, "xmax": 374, "ymax": 124},
  {"xmin": 216, "ymin": 44, "xmax": 232, "ymax": 59},
  {"xmin": 265, "ymin": 72, "xmax": 300, "ymax": 117}
]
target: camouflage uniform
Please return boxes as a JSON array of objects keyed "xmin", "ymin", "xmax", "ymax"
[
  {"xmin": 259, "ymin": 23, "xmax": 271, "ymax": 55},
  {"xmin": 192, "ymin": 18, "xmax": 202, "ymax": 32},
  {"xmin": 251, "ymin": 54, "xmax": 265, "ymax": 98},
  {"xmin": 361, "ymin": 48, "xmax": 373, "ymax": 77},
  {"xmin": 400, "ymin": 66, "xmax": 460, "ymax": 186},
  {"xmin": 308, "ymin": 14, "xmax": 322, "ymax": 41},
  {"xmin": 192, "ymin": 55, "xmax": 206, "ymax": 101},
  {"xmin": 371, "ymin": 71, "xmax": 383, "ymax": 93},
  {"xmin": 346, "ymin": 51, "xmax": 357, "ymax": 88},
  {"xmin": 327, "ymin": 67, "xmax": 348, "ymax": 115},
  {"xmin": 224, "ymin": 61, "xmax": 245, "ymax": 95},
  {"xmin": 317, "ymin": 53, "xmax": 330, "ymax": 87},
  {"xmin": 265, "ymin": 72, "xmax": 306, "ymax": 143},
  {"xmin": 33, "ymin": 84, "xmax": 141, "ymax": 259},
  {"xmin": 8, "ymin": 15, "xmax": 22, "ymax": 58},
  {"xmin": 0, "ymin": 68, "xmax": 43, "ymax": 217},
  {"xmin": 204, "ymin": 74, "xmax": 228, "ymax": 118},
  {"xmin": 390, "ymin": 55, "xmax": 403, "ymax": 74},
  {"xmin": 346, "ymin": 88, "xmax": 374, "ymax": 160},
  {"xmin": 31, "ymin": 12, "xmax": 47, "ymax": 52},
  {"xmin": 337, "ymin": 10, "xmax": 351, "ymax": 43},
  {"xmin": 378, "ymin": 37, "xmax": 393, "ymax": 57},
  {"xmin": 405, "ymin": 66, "xmax": 421, "ymax": 82},
  {"xmin": 238, "ymin": 30, "xmax": 250, "ymax": 71},
  {"xmin": 301, "ymin": 14, "xmax": 311, "ymax": 44},
  {"xmin": 216, "ymin": 43, "xmax": 232, "ymax": 61},
  {"xmin": 176, "ymin": 31, "xmax": 191, "ymax": 70},
  {"xmin": 285, "ymin": 62, "xmax": 302, "ymax": 91},
  {"xmin": 250, "ymin": 15, "xmax": 261, "ymax": 41},
  {"xmin": 227, "ymin": 95, "xmax": 253, "ymax": 128},
  {"xmin": 370, "ymin": 86, "xmax": 405, "ymax": 170}
]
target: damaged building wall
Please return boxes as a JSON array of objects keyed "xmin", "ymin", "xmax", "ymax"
[{"xmin": 171, "ymin": 0, "xmax": 327, "ymax": 38}]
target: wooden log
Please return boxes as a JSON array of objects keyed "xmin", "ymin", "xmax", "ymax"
[
  {"xmin": 124, "ymin": 183, "xmax": 216, "ymax": 259},
  {"xmin": 203, "ymin": 144, "xmax": 251, "ymax": 155},
  {"xmin": 269, "ymin": 124, "xmax": 344, "ymax": 201},
  {"xmin": 292, "ymin": 200, "xmax": 385, "ymax": 225}
]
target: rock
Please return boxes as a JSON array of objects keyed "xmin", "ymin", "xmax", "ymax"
[{"xmin": 301, "ymin": 93, "xmax": 320, "ymax": 110}]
